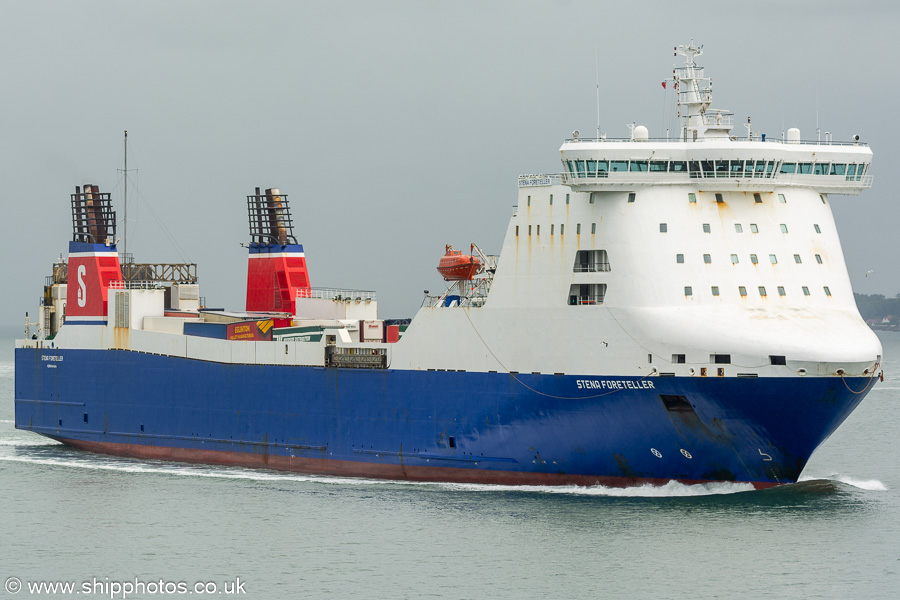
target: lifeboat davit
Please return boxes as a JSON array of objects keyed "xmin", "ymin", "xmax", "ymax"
[{"xmin": 436, "ymin": 244, "xmax": 481, "ymax": 281}]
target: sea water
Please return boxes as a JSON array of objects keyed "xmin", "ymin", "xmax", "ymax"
[{"xmin": 1, "ymin": 333, "xmax": 897, "ymax": 599}]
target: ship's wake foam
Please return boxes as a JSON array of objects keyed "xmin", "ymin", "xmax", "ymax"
[{"xmin": 798, "ymin": 474, "xmax": 887, "ymax": 491}]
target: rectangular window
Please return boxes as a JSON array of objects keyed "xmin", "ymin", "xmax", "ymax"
[
  {"xmin": 820, "ymin": 194, "xmax": 827, "ymax": 204},
  {"xmin": 702, "ymin": 223, "xmax": 711, "ymax": 233},
  {"xmin": 527, "ymin": 195, "xmax": 531, "ymax": 206},
  {"xmin": 750, "ymin": 224, "xmax": 758, "ymax": 233},
  {"xmin": 794, "ymin": 254, "xmax": 802, "ymax": 264},
  {"xmin": 586, "ymin": 160, "xmax": 597, "ymax": 177},
  {"xmin": 831, "ymin": 164, "xmax": 846, "ymax": 176},
  {"xmin": 515, "ymin": 226, "xmax": 519, "ymax": 237},
  {"xmin": 551, "ymin": 224, "xmax": 555, "ymax": 235},
  {"xmin": 814, "ymin": 224, "xmax": 821, "ymax": 233},
  {"xmin": 813, "ymin": 162, "xmax": 829, "ymax": 175},
  {"xmin": 753, "ymin": 193, "xmax": 762, "ymax": 203},
  {"xmin": 815, "ymin": 254, "xmax": 823, "ymax": 264},
  {"xmin": 769, "ymin": 254, "xmax": 778, "ymax": 264},
  {"xmin": 627, "ymin": 192, "xmax": 636, "ymax": 203},
  {"xmin": 730, "ymin": 254, "xmax": 739, "ymax": 264},
  {"xmin": 739, "ymin": 286, "xmax": 747, "ymax": 296},
  {"xmin": 755, "ymin": 162, "xmax": 767, "ymax": 178},
  {"xmin": 672, "ymin": 354, "xmax": 686, "ymax": 364},
  {"xmin": 857, "ymin": 164, "xmax": 866, "ymax": 180},
  {"xmin": 734, "ymin": 224, "xmax": 743, "ymax": 233},
  {"xmin": 591, "ymin": 223, "xmax": 596, "ymax": 234},
  {"xmin": 597, "ymin": 162, "xmax": 609, "ymax": 176},
  {"xmin": 750, "ymin": 254, "xmax": 758, "ymax": 264},
  {"xmin": 573, "ymin": 250, "xmax": 610, "ymax": 272},
  {"xmin": 660, "ymin": 223, "xmax": 667, "ymax": 233},
  {"xmin": 610, "ymin": 160, "xmax": 628, "ymax": 172},
  {"xmin": 780, "ymin": 224, "xmax": 788, "ymax": 233},
  {"xmin": 803, "ymin": 286, "xmax": 810, "ymax": 296},
  {"xmin": 778, "ymin": 286, "xmax": 786, "ymax": 296},
  {"xmin": 770, "ymin": 355, "xmax": 787, "ymax": 365},
  {"xmin": 684, "ymin": 286, "xmax": 693, "ymax": 296},
  {"xmin": 560, "ymin": 224, "xmax": 564, "ymax": 235},
  {"xmin": 711, "ymin": 286, "xmax": 720, "ymax": 296},
  {"xmin": 824, "ymin": 286, "xmax": 832, "ymax": 297},
  {"xmin": 630, "ymin": 161, "xmax": 648, "ymax": 172},
  {"xmin": 575, "ymin": 161, "xmax": 586, "ymax": 178},
  {"xmin": 759, "ymin": 286, "xmax": 767, "ymax": 296},
  {"xmin": 715, "ymin": 193, "xmax": 724, "ymax": 203},
  {"xmin": 716, "ymin": 160, "xmax": 730, "ymax": 177},
  {"xmin": 549, "ymin": 194, "xmax": 553, "ymax": 205},
  {"xmin": 688, "ymin": 192, "xmax": 697, "ymax": 203},
  {"xmin": 650, "ymin": 161, "xmax": 668, "ymax": 172},
  {"xmin": 566, "ymin": 194, "xmax": 570, "ymax": 204},
  {"xmin": 730, "ymin": 160, "xmax": 744, "ymax": 176},
  {"xmin": 704, "ymin": 254, "xmax": 712, "ymax": 264},
  {"xmin": 577, "ymin": 223, "xmax": 581, "ymax": 234},
  {"xmin": 528, "ymin": 225, "xmax": 532, "ymax": 236},
  {"xmin": 567, "ymin": 283, "xmax": 607, "ymax": 305},
  {"xmin": 778, "ymin": 194, "xmax": 786, "ymax": 203},
  {"xmin": 712, "ymin": 354, "xmax": 731, "ymax": 364},
  {"xmin": 536, "ymin": 225, "xmax": 540, "ymax": 236},
  {"xmin": 846, "ymin": 164, "xmax": 857, "ymax": 180},
  {"xmin": 676, "ymin": 254, "xmax": 684, "ymax": 264},
  {"xmin": 798, "ymin": 163, "xmax": 812, "ymax": 174},
  {"xmin": 671, "ymin": 161, "xmax": 687, "ymax": 172},
  {"xmin": 780, "ymin": 163, "xmax": 797, "ymax": 174}
]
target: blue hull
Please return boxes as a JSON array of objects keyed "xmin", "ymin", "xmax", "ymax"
[{"xmin": 14, "ymin": 346, "xmax": 873, "ymax": 486}]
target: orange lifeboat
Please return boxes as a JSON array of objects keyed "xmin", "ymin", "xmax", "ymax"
[{"xmin": 436, "ymin": 244, "xmax": 481, "ymax": 281}]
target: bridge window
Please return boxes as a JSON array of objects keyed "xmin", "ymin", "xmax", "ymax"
[
  {"xmin": 730, "ymin": 160, "xmax": 744, "ymax": 175},
  {"xmin": 701, "ymin": 160, "xmax": 714, "ymax": 177},
  {"xmin": 857, "ymin": 164, "xmax": 867, "ymax": 180},
  {"xmin": 586, "ymin": 161, "xmax": 596, "ymax": 177},
  {"xmin": 596, "ymin": 161, "xmax": 609, "ymax": 176},
  {"xmin": 566, "ymin": 161, "xmax": 575, "ymax": 175},
  {"xmin": 846, "ymin": 164, "xmax": 857, "ymax": 180},
  {"xmin": 813, "ymin": 163, "xmax": 830, "ymax": 175},
  {"xmin": 831, "ymin": 163, "xmax": 846, "ymax": 175},
  {"xmin": 716, "ymin": 160, "xmax": 730, "ymax": 177},
  {"xmin": 754, "ymin": 162, "xmax": 767, "ymax": 177},
  {"xmin": 780, "ymin": 162, "xmax": 796, "ymax": 174},
  {"xmin": 798, "ymin": 163, "xmax": 812, "ymax": 174},
  {"xmin": 611, "ymin": 160, "xmax": 628, "ymax": 172},
  {"xmin": 671, "ymin": 161, "xmax": 687, "ymax": 172},
  {"xmin": 650, "ymin": 161, "xmax": 668, "ymax": 172},
  {"xmin": 630, "ymin": 161, "xmax": 648, "ymax": 172},
  {"xmin": 574, "ymin": 250, "xmax": 610, "ymax": 272},
  {"xmin": 568, "ymin": 283, "xmax": 607, "ymax": 305}
]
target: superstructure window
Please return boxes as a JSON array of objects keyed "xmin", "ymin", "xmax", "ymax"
[
  {"xmin": 568, "ymin": 283, "xmax": 607, "ymax": 305},
  {"xmin": 711, "ymin": 286, "xmax": 720, "ymax": 296},
  {"xmin": 671, "ymin": 161, "xmax": 687, "ymax": 172},
  {"xmin": 814, "ymin": 224, "xmax": 821, "ymax": 233},
  {"xmin": 684, "ymin": 286, "xmax": 693, "ymax": 296},
  {"xmin": 591, "ymin": 223, "xmax": 596, "ymax": 234},
  {"xmin": 629, "ymin": 161, "xmax": 648, "ymax": 172},
  {"xmin": 660, "ymin": 223, "xmax": 667, "ymax": 233},
  {"xmin": 551, "ymin": 224, "xmax": 555, "ymax": 235},
  {"xmin": 813, "ymin": 163, "xmax": 829, "ymax": 175},
  {"xmin": 820, "ymin": 194, "xmax": 827, "ymax": 204},
  {"xmin": 770, "ymin": 355, "xmax": 787, "ymax": 365},
  {"xmin": 627, "ymin": 193, "xmax": 636, "ymax": 202},
  {"xmin": 798, "ymin": 163, "xmax": 812, "ymax": 174},
  {"xmin": 739, "ymin": 286, "xmax": 747, "ymax": 296},
  {"xmin": 702, "ymin": 223, "xmax": 711, "ymax": 233},
  {"xmin": 803, "ymin": 286, "xmax": 811, "ymax": 296},
  {"xmin": 780, "ymin": 224, "xmax": 788, "ymax": 233},
  {"xmin": 560, "ymin": 224, "xmax": 564, "ymax": 235},
  {"xmin": 759, "ymin": 286, "xmax": 767, "ymax": 296},
  {"xmin": 778, "ymin": 286, "xmax": 786, "ymax": 296},
  {"xmin": 528, "ymin": 225, "xmax": 532, "ymax": 236},
  {"xmin": 566, "ymin": 193, "xmax": 570, "ymax": 204},
  {"xmin": 704, "ymin": 254, "xmax": 712, "ymax": 264},
  {"xmin": 769, "ymin": 254, "xmax": 778, "ymax": 264},
  {"xmin": 815, "ymin": 254, "xmax": 823, "ymax": 264},
  {"xmin": 527, "ymin": 195, "xmax": 531, "ymax": 206},
  {"xmin": 750, "ymin": 224, "xmax": 759, "ymax": 233},
  {"xmin": 574, "ymin": 250, "xmax": 610, "ymax": 272},
  {"xmin": 730, "ymin": 254, "xmax": 739, "ymax": 264},
  {"xmin": 611, "ymin": 160, "xmax": 627, "ymax": 172},
  {"xmin": 536, "ymin": 225, "xmax": 540, "ymax": 236},
  {"xmin": 715, "ymin": 193, "xmax": 724, "ymax": 203},
  {"xmin": 576, "ymin": 223, "xmax": 581, "ymax": 235},
  {"xmin": 794, "ymin": 254, "xmax": 802, "ymax": 264},
  {"xmin": 735, "ymin": 223, "xmax": 743, "ymax": 233},
  {"xmin": 688, "ymin": 192, "xmax": 697, "ymax": 203},
  {"xmin": 549, "ymin": 194, "xmax": 553, "ymax": 205},
  {"xmin": 753, "ymin": 193, "xmax": 762, "ymax": 203},
  {"xmin": 515, "ymin": 226, "xmax": 519, "ymax": 237},
  {"xmin": 780, "ymin": 163, "xmax": 796, "ymax": 173},
  {"xmin": 676, "ymin": 254, "xmax": 684, "ymax": 264},
  {"xmin": 672, "ymin": 354, "xmax": 686, "ymax": 364},
  {"xmin": 824, "ymin": 286, "xmax": 832, "ymax": 297},
  {"xmin": 778, "ymin": 194, "xmax": 786, "ymax": 203},
  {"xmin": 750, "ymin": 254, "xmax": 758, "ymax": 264},
  {"xmin": 712, "ymin": 354, "xmax": 731, "ymax": 364}
]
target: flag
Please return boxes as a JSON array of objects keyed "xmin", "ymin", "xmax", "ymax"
[{"xmin": 661, "ymin": 81, "xmax": 666, "ymax": 89}]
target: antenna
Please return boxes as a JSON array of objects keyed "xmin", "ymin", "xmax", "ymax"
[
  {"xmin": 123, "ymin": 130, "xmax": 127, "ymax": 264},
  {"xmin": 595, "ymin": 45, "xmax": 601, "ymax": 140},
  {"xmin": 816, "ymin": 86, "xmax": 820, "ymax": 143}
]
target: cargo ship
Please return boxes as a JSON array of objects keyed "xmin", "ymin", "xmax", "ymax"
[{"xmin": 15, "ymin": 43, "xmax": 883, "ymax": 488}]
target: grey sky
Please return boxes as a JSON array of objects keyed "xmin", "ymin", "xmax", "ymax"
[{"xmin": 2, "ymin": 0, "xmax": 898, "ymax": 325}]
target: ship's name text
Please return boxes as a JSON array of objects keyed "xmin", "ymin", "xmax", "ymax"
[
  {"xmin": 577, "ymin": 379, "xmax": 654, "ymax": 390},
  {"xmin": 41, "ymin": 355, "xmax": 63, "ymax": 362}
]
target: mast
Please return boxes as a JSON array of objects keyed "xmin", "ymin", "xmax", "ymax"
[{"xmin": 123, "ymin": 130, "xmax": 128, "ymax": 268}]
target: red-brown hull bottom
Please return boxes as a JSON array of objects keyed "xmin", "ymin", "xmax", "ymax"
[{"xmin": 53, "ymin": 436, "xmax": 780, "ymax": 490}]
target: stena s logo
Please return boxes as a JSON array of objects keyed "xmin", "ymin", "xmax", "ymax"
[{"xmin": 77, "ymin": 264, "xmax": 87, "ymax": 307}]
